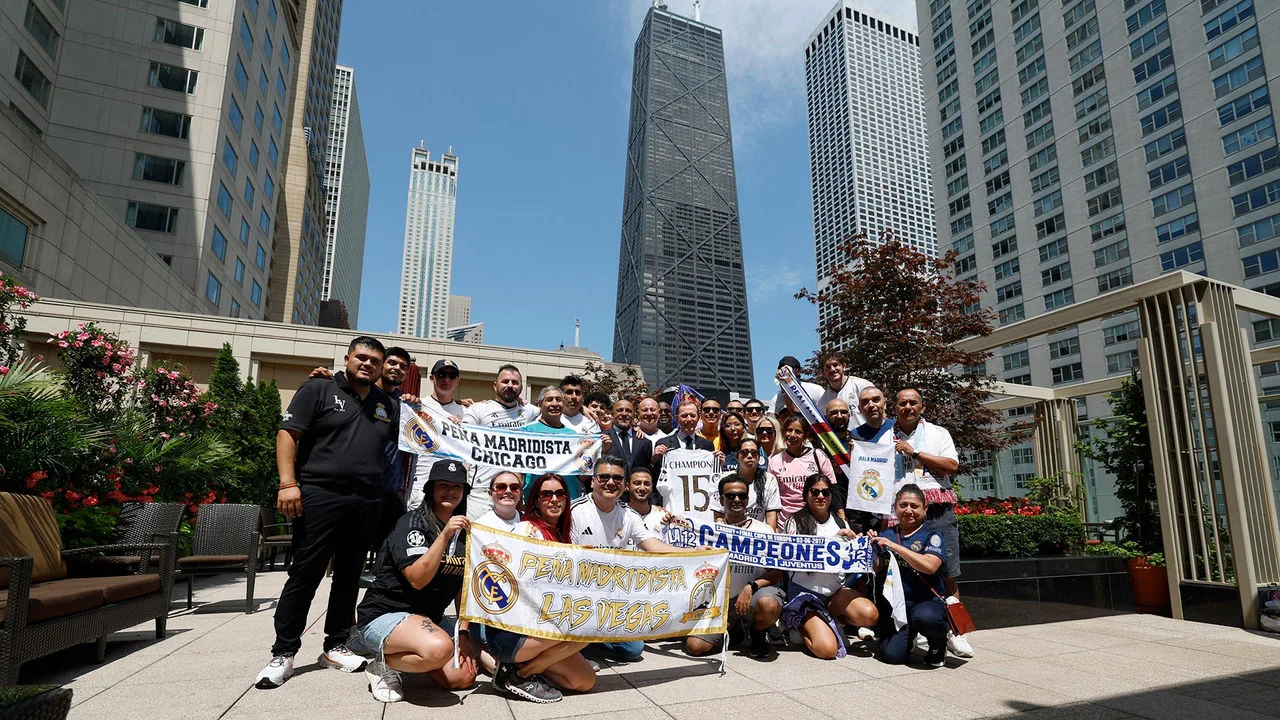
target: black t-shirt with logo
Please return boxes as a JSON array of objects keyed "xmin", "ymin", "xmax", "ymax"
[
  {"xmin": 356, "ymin": 510, "xmax": 466, "ymax": 627},
  {"xmin": 280, "ymin": 372, "xmax": 398, "ymax": 493}
]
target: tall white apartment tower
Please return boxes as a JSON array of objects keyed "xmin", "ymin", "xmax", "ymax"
[
  {"xmin": 321, "ymin": 64, "xmax": 369, "ymax": 327},
  {"xmin": 397, "ymin": 145, "xmax": 457, "ymax": 339},
  {"xmin": 804, "ymin": 1, "xmax": 936, "ymax": 339}
]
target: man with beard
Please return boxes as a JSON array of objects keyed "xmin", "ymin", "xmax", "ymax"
[
  {"xmin": 657, "ymin": 400, "xmax": 674, "ymax": 434},
  {"xmin": 825, "ymin": 398, "xmax": 855, "ymax": 512},
  {"xmin": 256, "ymin": 337, "xmax": 399, "ymax": 688},
  {"xmin": 817, "ymin": 351, "xmax": 874, "ymax": 426},
  {"xmin": 847, "ymin": 386, "xmax": 892, "ymax": 535},
  {"xmin": 461, "ymin": 365, "xmax": 540, "ymax": 519}
]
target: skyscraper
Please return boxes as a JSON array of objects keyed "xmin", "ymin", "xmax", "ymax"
[
  {"xmin": 804, "ymin": 1, "xmax": 935, "ymax": 339},
  {"xmin": 320, "ymin": 64, "xmax": 368, "ymax": 327},
  {"xmin": 397, "ymin": 145, "xmax": 457, "ymax": 339},
  {"xmin": 2, "ymin": 0, "xmax": 301, "ymax": 320},
  {"xmin": 613, "ymin": 2, "xmax": 754, "ymax": 396},
  {"xmin": 267, "ymin": 0, "xmax": 343, "ymax": 325},
  {"xmin": 917, "ymin": 0, "xmax": 1280, "ymax": 517}
]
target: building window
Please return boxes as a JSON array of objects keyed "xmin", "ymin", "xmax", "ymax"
[
  {"xmin": 1044, "ymin": 287, "xmax": 1075, "ymax": 310},
  {"xmin": 1144, "ymin": 127, "xmax": 1186, "ymax": 162},
  {"xmin": 994, "ymin": 257, "xmax": 1019, "ymax": 280},
  {"xmin": 259, "ymin": 208, "xmax": 271, "ymax": 233},
  {"xmin": 126, "ymin": 201, "xmax": 178, "ymax": 233},
  {"xmin": 217, "ymin": 182, "xmax": 232, "ymax": 217},
  {"xmin": 1214, "ymin": 56, "xmax": 1265, "ymax": 99},
  {"xmin": 1094, "ymin": 238, "xmax": 1131, "ymax": 266},
  {"xmin": 272, "ymin": 105, "xmax": 283, "ymax": 134},
  {"xmin": 206, "ymin": 272, "xmax": 221, "ymax": 305},
  {"xmin": 1227, "ymin": 147, "xmax": 1279, "ymax": 186},
  {"xmin": 1148, "ymin": 155, "xmax": 1191, "ymax": 190},
  {"xmin": 1141, "ymin": 101, "xmax": 1182, "ymax": 136},
  {"xmin": 268, "ymin": 138, "xmax": 280, "ymax": 167},
  {"xmin": 263, "ymin": 173, "xmax": 275, "ymax": 201},
  {"xmin": 1049, "ymin": 337, "xmax": 1080, "ymax": 359},
  {"xmin": 243, "ymin": 180, "xmax": 255, "ymax": 207},
  {"xmin": 1233, "ymin": 179, "xmax": 1280, "ymax": 217},
  {"xmin": 251, "ymin": 280, "xmax": 262, "ymax": 306},
  {"xmin": 238, "ymin": 15, "xmax": 253, "ymax": 54},
  {"xmin": 211, "ymin": 226, "xmax": 227, "ymax": 261},
  {"xmin": 996, "ymin": 281, "xmax": 1023, "ymax": 302},
  {"xmin": 1209, "ymin": 26, "xmax": 1259, "ymax": 69},
  {"xmin": 280, "ymin": 41, "xmax": 290, "ymax": 70},
  {"xmin": 276, "ymin": 70, "xmax": 287, "ymax": 101},
  {"xmin": 1039, "ymin": 237, "xmax": 1068, "ymax": 262},
  {"xmin": 1136, "ymin": 74, "xmax": 1177, "ymax": 111},
  {"xmin": 1238, "ymin": 213, "xmax": 1280, "ymax": 247},
  {"xmin": 1098, "ymin": 265, "xmax": 1134, "ymax": 291},
  {"xmin": 148, "ymin": 61, "xmax": 198, "ymax": 94},
  {"xmin": 255, "ymin": 243, "xmax": 267, "ymax": 269},
  {"xmin": 1223, "ymin": 115, "xmax": 1274, "ymax": 156},
  {"xmin": 1218, "ymin": 86, "xmax": 1268, "ymax": 126},
  {"xmin": 1104, "ymin": 320, "xmax": 1141, "ymax": 346},
  {"xmin": 222, "ymin": 136, "xmax": 238, "ymax": 176},
  {"xmin": 1204, "ymin": 0, "xmax": 1255, "ymax": 41},
  {"xmin": 179, "ymin": 0, "xmax": 209, "ymax": 6},
  {"xmin": 230, "ymin": 299, "xmax": 241, "ymax": 317},
  {"xmin": 233, "ymin": 57, "xmax": 248, "ymax": 94},
  {"xmin": 1161, "ymin": 242, "xmax": 1204, "ymax": 271},
  {"xmin": 1041, "ymin": 262, "xmax": 1071, "ymax": 286},
  {"xmin": 14, "ymin": 51, "xmax": 52, "ymax": 107},
  {"xmin": 1052, "ymin": 362, "xmax": 1084, "ymax": 384},
  {"xmin": 258, "ymin": 68, "xmax": 268, "ymax": 95},
  {"xmin": 133, "ymin": 153, "xmax": 185, "ymax": 185},
  {"xmin": 254, "ymin": 103, "xmax": 265, "ymax": 131},
  {"xmin": 240, "ymin": 218, "xmax": 251, "ymax": 245},
  {"xmin": 0, "ymin": 208, "xmax": 30, "ymax": 268},
  {"xmin": 1243, "ymin": 247, "xmax": 1280, "ymax": 278},
  {"xmin": 140, "ymin": 106, "xmax": 191, "ymax": 138},
  {"xmin": 1107, "ymin": 351, "xmax": 1138, "ymax": 374},
  {"xmin": 235, "ymin": 258, "xmax": 245, "ymax": 284},
  {"xmin": 1152, "ymin": 184, "xmax": 1195, "ymax": 217},
  {"xmin": 1003, "ymin": 349, "xmax": 1030, "ymax": 371},
  {"xmin": 24, "ymin": 2, "xmax": 60, "ymax": 58},
  {"xmin": 999, "ymin": 304, "xmax": 1026, "ymax": 325},
  {"xmin": 155, "ymin": 17, "xmax": 204, "ymax": 50},
  {"xmin": 248, "ymin": 141, "xmax": 260, "ymax": 169}
]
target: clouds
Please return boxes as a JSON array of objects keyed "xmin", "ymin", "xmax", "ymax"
[
  {"xmin": 745, "ymin": 263, "xmax": 809, "ymax": 305},
  {"xmin": 617, "ymin": 0, "xmax": 918, "ymax": 145}
]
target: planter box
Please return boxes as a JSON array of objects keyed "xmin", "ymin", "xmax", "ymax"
[{"xmin": 957, "ymin": 555, "xmax": 1134, "ymax": 629}]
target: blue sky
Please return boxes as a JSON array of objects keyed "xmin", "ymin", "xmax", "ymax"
[{"xmin": 339, "ymin": 0, "xmax": 915, "ymax": 399}]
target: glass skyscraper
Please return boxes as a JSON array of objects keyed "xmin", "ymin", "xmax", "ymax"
[
  {"xmin": 320, "ymin": 64, "xmax": 368, "ymax": 327},
  {"xmin": 613, "ymin": 2, "xmax": 754, "ymax": 396},
  {"xmin": 397, "ymin": 145, "xmax": 457, "ymax": 339}
]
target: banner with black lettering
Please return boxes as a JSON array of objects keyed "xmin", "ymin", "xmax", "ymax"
[
  {"xmin": 656, "ymin": 449, "xmax": 720, "ymax": 525},
  {"xmin": 398, "ymin": 402, "xmax": 601, "ymax": 475},
  {"xmin": 844, "ymin": 440, "xmax": 895, "ymax": 515},
  {"xmin": 460, "ymin": 525, "xmax": 729, "ymax": 642},
  {"xmin": 663, "ymin": 519, "xmax": 875, "ymax": 575}
]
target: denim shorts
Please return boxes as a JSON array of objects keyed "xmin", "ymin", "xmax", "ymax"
[
  {"xmin": 360, "ymin": 612, "xmax": 411, "ymax": 652},
  {"xmin": 487, "ymin": 627, "xmax": 528, "ymax": 664}
]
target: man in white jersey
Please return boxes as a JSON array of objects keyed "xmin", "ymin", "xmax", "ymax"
[
  {"xmin": 816, "ymin": 351, "xmax": 874, "ymax": 426},
  {"xmin": 406, "ymin": 359, "xmax": 467, "ymax": 510},
  {"xmin": 461, "ymin": 365, "xmax": 539, "ymax": 518},
  {"xmin": 558, "ymin": 375, "xmax": 600, "ymax": 433},
  {"xmin": 634, "ymin": 398, "xmax": 667, "ymax": 446},
  {"xmin": 570, "ymin": 456, "xmax": 682, "ymax": 663}
]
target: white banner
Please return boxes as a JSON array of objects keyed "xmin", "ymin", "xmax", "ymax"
[
  {"xmin": 657, "ymin": 448, "xmax": 720, "ymax": 525},
  {"xmin": 460, "ymin": 525, "xmax": 729, "ymax": 642},
  {"xmin": 663, "ymin": 520, "xmax": 875, "ymax": 574},
  {"xmin": 398, "ymin": 402, "xmax": 601, "ymax": 475},
  {"xmin": 844, "ymin": 440, "xmax": 895, "ymax": 515}
]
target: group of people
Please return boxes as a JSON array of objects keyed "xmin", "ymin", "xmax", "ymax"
[{"xmin": 254, "ymin": 337, "xmax": 974, "ymax": 705}]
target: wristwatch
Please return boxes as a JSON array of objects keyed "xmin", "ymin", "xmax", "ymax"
[
  {"xmin": 911, "ymin": 451, "xmax": 921, "ymax": 460},
  {"xmin": 748, "ymin": 581, "xmax": 760, "ymax": 594}
]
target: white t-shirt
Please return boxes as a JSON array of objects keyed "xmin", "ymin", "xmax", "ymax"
[
  {"xmin": 462, "ymin": 400, "xmax": 541, "ymax": 518},
  {"xmin": 406, "ymin": 395, "xmax": 466, "ymax": 510},
  {"xmin": 769, "ymin": 380, "xmax": 825, "ymax": 415},
  {"xmin": 561, "ymin": 412, "xmax": 600, "ymax": 435},
  {"xmin": 784, "ymin": 513, "xmax": 845, "ymax": 597},
  {"xmin": 725, "ymin": 518, "xmax": 773, "ymax": 596},
  {"xmin": 708, "ymin": 470, "xmax": 782, "ymax": 525},
  {"xmin": 474, "ymin": 508, "xmax": 521, "ymax": 532},
  {"xmin": 637, "ymin": 427, "xmax": 666, "ymax": 446},
  {"xmin": 570, "ymin": 496, "xmax": 656, "ymax": 549},
  {"xmin": 817, "ymin": 375, "xmax": 874, "ymax": 427},
  {"xmin": 893, "ymin": 419, "xmax": 959, "ymax": 490}
]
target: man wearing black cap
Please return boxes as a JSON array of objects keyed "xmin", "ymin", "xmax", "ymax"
[
  {"xmin": 406, "ymin": 359, "xmax": 466, "ymax": 510},
  {"xmin": 768, "ymin": 355, "xmax": 825, "ymax": 416},
  {"xmin": 257, "ymin": 336, "xmax": 399, "ymax": 689}
]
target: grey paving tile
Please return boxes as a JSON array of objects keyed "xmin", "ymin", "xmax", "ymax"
[
  {"xmin": 69, "ymin": 678, "xmax": 247, "ymax": 720},
  {"xmin": 787, "ymin": 678, "xmax": 983, "ymax": 719},
  {"xmin": 666, "ymin": 691, "xmax": 837, "ymax": 720},
  {"xmin": 1097, "ymin": 688, "xmax": 1280, "ymax": 720}
]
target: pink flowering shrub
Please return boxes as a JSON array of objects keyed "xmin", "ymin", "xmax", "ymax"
[
  {"xmin": 138, "ymin": 362, "xmax": 218, "ymax": 434},
  {"xmin": 48, "ymin": 321, "xmax": 137, "ymax": 413},
  {"xmin": 0, "ymin": 274, "xmax": 38, "ymax": 370}
]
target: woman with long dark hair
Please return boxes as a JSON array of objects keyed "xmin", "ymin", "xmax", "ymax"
[
  {"xmin": 771, "ymin": 415, "xmax": 838, "ymax": 524},
  {"xmin": 711, "ymin": 436, "xmax": 780, "ymax": 530},
  {"xmin": 781, "ymin": 474, "xmax": 879, "ymax": 660},
  {"xmin": 718, "ymin": 410, "xmax": 748, "ymax": 471},
  {"xmin": 484, "ymin": 473, "xmax": 595, "ymax": 703}
]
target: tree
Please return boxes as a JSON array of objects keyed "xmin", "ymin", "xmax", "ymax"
[
  {"xmin": 580, "ymin": 360, "xmax": 651, "ymax": 402},
  {"xmin": 795, "ymin": 233, "xmax": 1008, "ymax": 474},
  {"xmin": 204, "ymin": 344, "xmax": 281, "ymax": 506},
  {"xmin": 1076, "ymin": 376, "xmax": 1160, "ymax": 552}
]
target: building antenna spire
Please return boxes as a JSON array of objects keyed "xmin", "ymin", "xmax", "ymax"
[
  {"xmin": 693, "ymin": 0, "xmax": 701, "ymax": 21},
  {"xmin": 574, "ymin": 319, "xmax": 581, "ymax": 347}
]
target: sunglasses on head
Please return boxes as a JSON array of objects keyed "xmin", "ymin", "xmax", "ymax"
[
  {"xmin": 808, "ymin": 488, "xmax": 832, "ymax": 497},
  {"xmin": 538, "ymin": 489, "xmax": 567, "ymax": 499},
  {"xmin": 722, "ymin": 491, "xmax": 749, "ymax": 501}
]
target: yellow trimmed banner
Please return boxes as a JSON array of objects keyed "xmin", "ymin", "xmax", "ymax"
[{"xmin": 460, "ymin": 525, "xmax": 730, "ymax": 642}]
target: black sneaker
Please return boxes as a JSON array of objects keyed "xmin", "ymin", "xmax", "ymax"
[
  {"xmin": 924, "ymin": 645, "xmax": 946, "ymax": 668},
  {"xmin": 504, "ymin": 671, "xmax": 563, "ymax": 703},
  {"xmin": 727, "ymin": 622, "xmax": 746, "ymax": 649},
  {"xmin": 492, "ymin": 663, "xmax": 513, "ymax": 694},
  {"xmin": 748, "ymin": 628, "xmax": 772, "ymax": 658}
]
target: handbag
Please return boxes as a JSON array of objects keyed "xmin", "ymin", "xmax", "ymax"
[{"xmin": 905, "ymin": 561, "xmax": 977, "ymax": 636}]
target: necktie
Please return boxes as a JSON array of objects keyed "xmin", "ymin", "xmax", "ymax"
[{"xmin": 685, "ymin": 436, "xmax": 693, "ymax": 450}]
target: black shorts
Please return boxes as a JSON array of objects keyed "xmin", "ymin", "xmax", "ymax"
[{"xmin": 926, "ymin": 503, "xmax": 961, "ymax": 579}]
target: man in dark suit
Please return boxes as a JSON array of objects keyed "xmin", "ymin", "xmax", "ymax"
[
  {"xmin": 652, "ymin": 399, "xmax": 717, "ymax": 478},
  {"xmin": 607, "ymin": 398, "xmax": 652, "ymax": 474}
]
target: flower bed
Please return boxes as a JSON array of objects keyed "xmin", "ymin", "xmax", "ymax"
[{"xmin": 955, "ymin": 496, "xmax": 1084, "ymax": 557}]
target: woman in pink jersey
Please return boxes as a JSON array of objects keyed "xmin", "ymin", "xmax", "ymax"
[{"xmin": 769, "ymin": 415, "xmax": 838, "ymax": 524}]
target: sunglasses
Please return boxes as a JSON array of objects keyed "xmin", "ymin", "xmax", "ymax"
[
  {"xmin": 595, "ymin": 473, "xmax": 625, "ymax": 482},
  {"xmin": 491, "ymin": 483, "xmax": 520, "ymax": 494},
  {"xmin": 701, "ymin": 407, "xmax": 722, "ymax": 414},
  {"xmin": 435, "ymin": 372, "xmax": 459, "ymax": 380},
  {"xmin": 722, "ymin": 491, "xmax": 749, "ymax": 501},
  {"xmin": 538, "ymin": 489, "xmax": 567, "ymax": 499},
  {"xmin": 744, "ymin": 407, "xmax": 764, "ymax": 413},
  {"xmin": 808, "ymin": 488, "xmax": 832, "ymax": 497},
  {"xmin": 757, "ymin": 428, "xmax": 775, "ymax": 435}
]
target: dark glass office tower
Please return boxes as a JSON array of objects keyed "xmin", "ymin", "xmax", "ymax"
[{"xmin": 613, "ymin": 2, "xmax": 754, "ymax": 397}]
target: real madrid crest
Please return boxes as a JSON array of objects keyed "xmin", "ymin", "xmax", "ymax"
[
  {"xmin": 680, "ymin": 562, "xmax": 723, "ymax": 622},
  {"xmin": 471, "ymin": 542, "xmax": 519, "ymax": 615},
  {"xmin": 857, "ymin": 468, "xmax": 883, "ymax": 502},
  {"xmin": 403, "ymin": 413, "xmax": 440, "ymax": 452},
  {"xmin": 375, "ymin": 403, "xmax": 390, "ymax": 422}
]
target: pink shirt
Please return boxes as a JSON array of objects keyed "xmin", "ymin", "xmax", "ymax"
[{"xmin": 769, "ymin": 448, "xmax": 837, "ymax": 524}]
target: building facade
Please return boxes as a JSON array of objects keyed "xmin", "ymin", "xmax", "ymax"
[
  {"xmin": 397, "ymin": 145, "xmax": 457, "ymax": 339},
  {"xmin": 267, "ymin": 0, "xmax": 341, "ymax": 326},
  {"xmin": 3, "ymin": 0, "xmax": 301, "ymax": 320},
  {"xmin": 917, "ymin": 0, "xmax": 1280, "ymax": 519},
  {"xmin": 447, "ymin": 294, "xmax": 471, "ymax": 328},
  {"xmin": 613, "ymin": 2, "xmax": 754, "ymax": 396},
  {"xmin": 804, "ymin": 1, "xmax": 936, "ymax": 338},
  {"xmin": 320, "ymin": 64, "xmax": 368, "ymax": 327}
]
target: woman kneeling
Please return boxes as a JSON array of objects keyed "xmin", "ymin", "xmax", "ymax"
[
  {"xmin": 355, "ymin": 461, "xmax": 479, "ymax": 702},
  {"xmin": 782, "ymin": 474, "xmax": 880, "ymax": 660},
  {"xmin": 873, "ymin": 483, "xmax": 950, "ymax": 667}
]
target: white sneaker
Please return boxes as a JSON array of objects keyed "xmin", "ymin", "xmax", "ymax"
[
  {"xmin": 319, "ymin": 644, "xmax": 368, "ymax": 672},
  {"xmin": 365, "ymin": 661, "xmax": 404, "ymax": 703},
  {"xmin": 856, "ymin": 626, "xmax": 877, "ymax": 642},
  {"xmin": 915, "ymin": 634, "xmax": 929, "ymax": 651},
  {"xmin": 947, "ymin": 632, "xmax": 975, "ymax": 658},
  {"xmin": 254, "ymin": 654, "xmax": 295, "ymax": 689}
]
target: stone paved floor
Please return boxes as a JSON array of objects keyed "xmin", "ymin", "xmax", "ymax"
[{"xmin": 18, "ymin": 571, "xmax": 1280, "ymax": 720}]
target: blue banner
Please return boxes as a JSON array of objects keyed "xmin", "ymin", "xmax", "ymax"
[{"xmin": 663, "ymin": 520, "xmax": 874, "ymax": 574}]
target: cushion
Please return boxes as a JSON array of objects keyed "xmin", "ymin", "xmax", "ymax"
[
  {"xmin": 263, "ymin": 535, "xmax": 292, "ymax": 543},
  {"xmin": 51, "ymin": 575, "xmax": 162, "ymax": 604},
  {"xmin": 178, "ymin": 554, "xmax": 250, "ymax": 568},
  {"xmin": 0, "ymin": 581, "xmax": 104, "ymax": 624},
  {"xmin": 0, "ymin": 493, "xmax": 67, "ymax": 588}
]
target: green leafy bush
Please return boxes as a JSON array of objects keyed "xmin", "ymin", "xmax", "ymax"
[
  {"xmin": 56, "ymin": 505, "xmax": 119, "ymax": 549},
  {"xmin": 958, "ymin": 512, "xmax": 1085, "ymax": 557}
]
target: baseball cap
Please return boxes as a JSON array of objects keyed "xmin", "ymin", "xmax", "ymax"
[
  {"xmin": 431, "ymin": 359, "xmax": 459, "ymax": 376},
  {"xmin": 777, "ymin": 356, "xmax": 802, "ymax": 372},
  {"xmin": 429, "ymin": 459, "xmax": 468, "ymax": 486}
]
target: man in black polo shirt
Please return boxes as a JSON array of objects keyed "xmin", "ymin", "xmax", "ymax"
[{"xmin": 256, "ymin": 336, "xmax": 400, "ymax": 689}]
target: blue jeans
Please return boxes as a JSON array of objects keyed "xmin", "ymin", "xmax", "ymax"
[
  {"xmin": 878, "ymin": 599, "xmax": 948, "ymax": 665},
  {"xmin": 593, "ymin": 640, "xmax": 644, "ymax": 662}
]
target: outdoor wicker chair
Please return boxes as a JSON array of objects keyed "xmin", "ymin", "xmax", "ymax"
[
  {"xmin": 69, "ymin": 503, "xmax": 184, "ymax": 577},
  {"xmin": 258, "ymin": 507, "xmax": 293, "ymax": 571},
  {"xmin": 176, "ymin": 504, "xmax": 260, "ymax": 614}
]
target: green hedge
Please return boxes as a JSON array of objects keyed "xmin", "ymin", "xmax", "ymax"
[{"xmin": 958, "ymin": 513, "xmax": 1085, "ymax": 557}]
